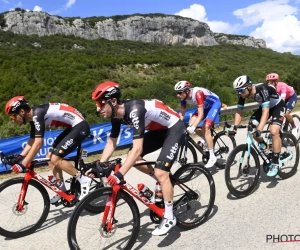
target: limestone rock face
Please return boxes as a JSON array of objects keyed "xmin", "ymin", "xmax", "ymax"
[{"xmin": 0, "ymin": 11, "xmax": 266, "ymax": 49}]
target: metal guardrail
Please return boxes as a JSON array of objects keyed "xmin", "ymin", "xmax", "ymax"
[{"xmin": 220, "ymin": 95, "xmax": 300, "ymax": 116}]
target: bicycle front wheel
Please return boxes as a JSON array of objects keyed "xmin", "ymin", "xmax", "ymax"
[
  {"xmin": 213, "ymin": 130, "xmax": 237, "ymax": 169},
  {"xmin": 68, "ymin": 187, "xmax": 140, "ymax": 250},
  {"xmin": 278, "ymin": 132, "xmax": 299, "ymax": 179},
  {"xmin": 172, "ymin": 163, "xmax": 215, "ymax": 230},
  {"xmin": 225, "ymin": 144, "xmax": 260, "ymax": 198},
  {"xmin": 0, "ymin": 177, "xmax": 50, "ymax": 238}
]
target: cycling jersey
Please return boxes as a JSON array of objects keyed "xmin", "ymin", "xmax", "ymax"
[
  {"xmin": 180, "ymin": 87, "xmax": 220, "ymax": 109},
  {"xmin": 275, "ymin": 82, "xmax": 295, "ymax": 100},
  {"xmin": 30, "ymin": 103, "xmax": 85, "ymax": 138},
  {"xmin": 237, "ymin": 83, "xmax": 281, "ymax": 110},
  {"xmin": 110, "ymin": 99, "xmax": 180, "ymax": 139}
]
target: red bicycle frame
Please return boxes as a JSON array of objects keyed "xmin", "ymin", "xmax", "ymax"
[
  {"xmin": 15, "ymin": 158, "xmax": 77, "ymax": 211},
  {"xmin": 101, "ymin": 162, "xmax": 165, "ymax": 232}
]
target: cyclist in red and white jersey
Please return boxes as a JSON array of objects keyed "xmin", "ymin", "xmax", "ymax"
[
  {"xmin": 5, "ymin": 96, "xmax": 91, "ymax": 203},
  {"xmin": 174, "ymin": 80, "xmax": 222, "ymax": 168},
  {"xmin": 266, "ymin": 73, "xmax": 298, "ymax": 137},
  {"xmin": 88, "ymin": 81, "xmax": 186, "ymax": 236}
]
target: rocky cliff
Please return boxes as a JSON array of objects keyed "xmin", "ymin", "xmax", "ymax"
[{"xmin": 0, "ymin": 10, "xmax": 266, "ymax": 49}]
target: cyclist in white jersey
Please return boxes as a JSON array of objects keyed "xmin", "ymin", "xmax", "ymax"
[
  {"xmin": 5, "ymin": 96, "xmax": 91, "ymax": 202},
  {"xmin": 87, "ymin": 81, "xmax": 186, "ymax": 236},
  {"xmin": 174, "ymin": 80, "xmax": 222, "ymax": 168}
]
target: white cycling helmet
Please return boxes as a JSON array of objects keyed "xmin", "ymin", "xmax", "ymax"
[
  {"xmin": 233, "ymin": 75, "xmax": 253, "ymax": 89},
  {"xmin": 174, "ymin": 80, "xmax": 191, "ymax": 92}
]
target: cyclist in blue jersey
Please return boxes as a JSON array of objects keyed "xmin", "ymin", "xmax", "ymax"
[{"xmin": 174, "ymin": 80, "xmax": 222, "ymax": 168}]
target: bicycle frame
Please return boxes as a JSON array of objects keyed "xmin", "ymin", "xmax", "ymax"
[
  {"xmin": 14, "ymin": 158, "xmax": 78, "ymax": 211},
  {"xmin": 100, "ymin": 160, "xmax": 196, "ymax": 232},
  {"xmin": 244, "ymin": 128, "xmax": 293, "ymax": 167}
]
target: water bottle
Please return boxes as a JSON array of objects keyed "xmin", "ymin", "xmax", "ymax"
[
  {"xmin": 154, "ymin": 181, "xmax": 163, "ymax": 203},
  {"xmin": 137, "ymin": 183, "xmax": 153, "ymax": 199},
  {"xmin": 197, "ymin": 137, "xmax": 208, "ymax": 152},
  {"xmin": 259, "ymin": 142, "xmax": 269, "ymax": 156}
]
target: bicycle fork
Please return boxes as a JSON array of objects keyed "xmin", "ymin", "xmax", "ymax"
[
  {"xmin": 102, "ymin": 185, "xmax": 120, "ymax": 232},
  {"xmin": 16, "ymin": 172, "xmax": 33, "ymax": 211}
]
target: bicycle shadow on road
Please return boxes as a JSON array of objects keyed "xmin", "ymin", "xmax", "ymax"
[
  {"xmin": 133, "ymin": 205, "xmax": 218, "ymax": 249},
  {"xmin": 226, "ymin": 166, "xmax": 281, "ymax": 200},
  {"xmin": 36, "ymin": 206, "xmax": 74, "ymax": 233}
]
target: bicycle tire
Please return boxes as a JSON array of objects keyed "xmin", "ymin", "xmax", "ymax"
[
  {"xmin": 0, "ymin": 177, "xmax": 50, "ymax": 238},
  {"xmin": 291, "ymin": 114, "xmax": 300, "ymax": 141},
  {"xmin": 213, "ymin": 130, "xmax": 237, "ymax": 169},
  {"xmin": 278, "ymin": 132, "xmax": 299, "ymax": 179},
  {"xmin": 68, "ymin": 187, "xmax": 140, "ymax": 250},
  {"xmin": 171, "ymin": 140, "xmax": 197, "ymax": 182},
  {"xmin": 84, "ymin": 178, "xmax": 106, "ymax": 213},
  {"xmin": 172, "ymin": 163, "xmax": 215, "ymax": 230},
  {"xmin": 225, "ymin": 144, "xmax": 260, "ymax": 198}
]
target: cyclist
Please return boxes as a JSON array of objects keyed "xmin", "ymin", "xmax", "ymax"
[
  {"xmin": 174, "ymin": 80, "xmax": 222, "ymax": 168},
  {"xmin": 5, "ymin": 96, "xmax": 91, "ymax": 203},
  {"xmin": 232, "ymin": 75, "xmax": 286, "ymax": 177},
  {"xmin": 88, "ymin": 81, "xmax": 186, "ymax": 236},
  {"xmin": 266, "ymin": 73, "xmax": 298, "ymax": 137}
]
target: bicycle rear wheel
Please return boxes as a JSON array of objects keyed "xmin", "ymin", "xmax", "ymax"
[
  {"xmin": 225, "ymin": 144, "xmax": 260, "ymax": 198},
  {"xmin": 278, "ymin": 132, "xmax": 299, "ymax": 179},
  {"xmin": 67, "ymin": 187, "xmax": 140, "ymax": 250},
  {"xmin": 213, "ymin": 130, "xmax": 236, "ymax": 169},
  {"xmin": 0, "ymin": 177, "xmax": 50, "ymax": 238},
  {"xmin": 172, "ymin": 163, "xmax": 215, "ymax": 230}
]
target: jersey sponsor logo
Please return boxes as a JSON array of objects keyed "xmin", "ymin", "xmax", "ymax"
[
  {"xmin": 159, "ymin": 111, "xmax": 171, "ymax": 121},
  {"xmin": 166, "ymin": 143, "xmax": 179, "ymax": 160},
  {"xmin": 63, "ymin": 112, "xmax": 75, "ymax": 120},
  {"xmin": 61, "ymin": 139, "xmax": 74, "ymax": 150},
  {"xmin": 33, "ymin": 116, "xmax": 41, "ymax": 131},
  {"xmin": 129, "ymin": 109, "xmax": 139, "ymax": 129}
]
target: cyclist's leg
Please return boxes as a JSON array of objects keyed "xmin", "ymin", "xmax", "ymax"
[
  {"xmin": 267, "ymin": 100, "xmax": 285, "ymax": 177},
  {"xmin": 202, "ymin": 101, "xmax": 221, "ymax": 168},
  {"xmin": 152, "ymin": 120, "xmax": 185, "ymax": 236},
  {"xmin": 285, "ymin": 93, "xmax": 298, "ymax": 135},
  {"xmin": 48, "ymin": 121, "xmax": 91, "ymax": 200},
  {"xmin": 131, "ymin": 129, "xmax": 168, "ymax": 178}
]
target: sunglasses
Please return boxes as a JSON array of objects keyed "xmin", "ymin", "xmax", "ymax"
[
  {"xmin": 96, "ymin": 100, "xmax": 107, "ymax": 109},
  {"xmin": 177, "ymin": 91, "xmax": 184, "ymax": 95},
  {"xmin": 236, "ymin": 88, "xmax": 247, "ymax": 94},
  {"xmin": 10, "ymin": 113, "xmax": 19, "ymax": 121},
  {"xmin": 266, "ymin": 80, "xmax": 276, "ymax": 84}
]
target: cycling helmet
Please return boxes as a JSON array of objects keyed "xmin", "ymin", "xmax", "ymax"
[
  {"xmin": 174, "ymin": 81, "xmax": 191, "ymax": 92},
  {"xmin": 5, "ymin": 96, "xmax": 29, "ymax": 115},
  {"xmin": 266, "ymin": 73, "xmax": 279, "ymax": 81},
  {"xmin": 92, "ymin": 81, "xmax": 122, "ymax": 101},
  {"xmin": 233, "ymin": 75, "xmax": 253, "ymax": 89}
]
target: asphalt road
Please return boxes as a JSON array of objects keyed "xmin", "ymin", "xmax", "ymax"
[{"xmin": 1, "ymin": 114, "xmax": 300, "ymax": 250}]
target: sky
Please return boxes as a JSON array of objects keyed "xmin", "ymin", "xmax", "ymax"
[{"xmin": 1, "ymin": 0, "xmax": 300, "ymax": 55}]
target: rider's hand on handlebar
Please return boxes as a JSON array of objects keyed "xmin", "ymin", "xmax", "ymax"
[
  {"xmin": 107, "ymin": 171, "xmax": 124, "ymax": 186},
  {"xmin": 5, "ymin": 154, "xmax": 24, "ymax": 165},
  {"xmin": 85, "ymin": 161, "xmax": 111, "ymax": 178},
  {"xmin": 252, "ymin": 130, "xmax": 262, "ymax": 137},
  {"xmin": 187, "ymin": 125, "xmax": 196, "ymax": 134},
  {"xmin": 11, "ymin": 163, "xmax": 25, "ymax": 173}
]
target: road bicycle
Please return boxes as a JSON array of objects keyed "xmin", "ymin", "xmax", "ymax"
[
  {"xmin": 0, "ymin": 138, "xmax": 104, "ymax": 239},
  {"xmin": 67, "ymin": 159, "xmax": 216, "ymax": 250},
  {"xmin": 225, "ymin": 122, "xmax": 299, "ymax": 198},
  {"xmin": 172, "ymin": 121, "xmax": 236, "ymax": 176}
]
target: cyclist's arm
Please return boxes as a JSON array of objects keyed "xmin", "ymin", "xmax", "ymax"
[
  {"xmin": 257, "ymin": 107, "xmax": 269, "ymax": 132},
  {"xmin": 234, "ymin": 110, "xmax": 243, "ymax": 126},
  {"xmin": 119, "ymin": 138, "xmax": 143, "ymax": 176},
  {"xmin": 179, "ymin": 107, "xmax": 186, "ymax": 120},
  {"xmin": 280, "ymin": 83, "xmax": 287, "ymax": 101},
  {"xmin": 100, "ymin": 137, "xmax": 117, "ymax": 162},
  {"xmin": 191, "ymin": 106, "xmax": 204, "ymax": 128},
  {"xmin": 20, "ymin": 138, "xmax": 34, "ymax": 156},
  {"xmin": 21, "ymin": 138, "xmax": 43, "ymax": 166}
]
